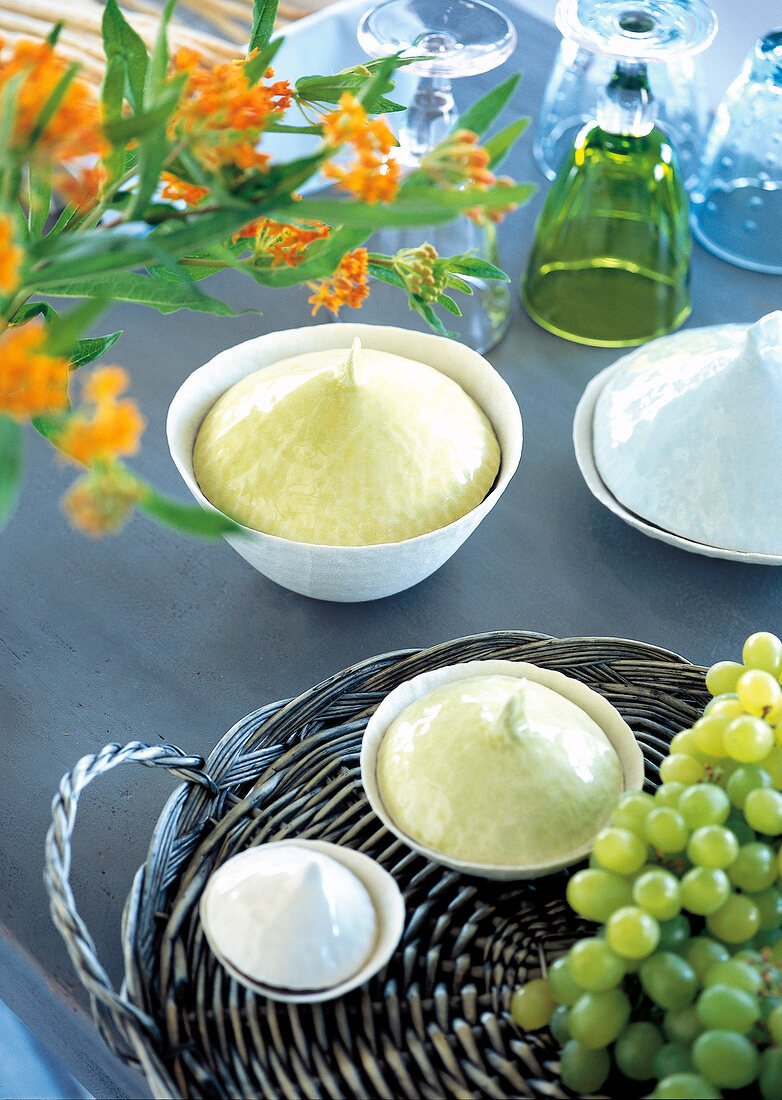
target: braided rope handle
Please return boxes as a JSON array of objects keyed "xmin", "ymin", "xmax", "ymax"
[{"xmin": 44, "ymin": 741, "xmax": 218, "ymax": 1058}]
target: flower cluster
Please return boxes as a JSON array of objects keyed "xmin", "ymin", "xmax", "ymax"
[
  {"xmin": 321, "ymin": 93, "xmax": 401, "ymax": 204},
  {"xmin": 0, "ymin": 321, "xmax": 69, "ymax": 420},
  {"xmin": 58, "ymin": 367, "xmax": 145, "ymax": 468},
  {"xmin": 308, "ymin": 248, "xmax": 370, "ymax": 315},
  {"xmin": 422, "ymin": 129, "xmax": 520, "ymax": 223}
]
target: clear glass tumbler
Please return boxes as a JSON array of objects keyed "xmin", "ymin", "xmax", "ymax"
[{"xmin": 690, "ymin": 28, "xmax": 782, "ymax": 275}]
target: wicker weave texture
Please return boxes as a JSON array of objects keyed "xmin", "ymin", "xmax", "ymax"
[{"xmin": 46, "ymin": 631, "xmax": 710, "ymax": 1099}]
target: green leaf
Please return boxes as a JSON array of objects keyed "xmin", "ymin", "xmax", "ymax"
[
  {"xmin": 101, "ymin": 0, "xmax": 149, "ymax": 112},
  {"xmin": 139, "ymin": 488, "xmax": 240, "ymax": 537},
  {"xmin": 43, "ymin": 298, "xmax": 108, "ymax": 356},
  {"xmin": 436, "ymin": 293, "xmax": 461, "ymax": 316},
  {"xmin": 409, "ymin": 297, "xmax": 454, "ymax": 338},
  {"xmin": 12, "ymin": 301, "xmax": 58, "ymax": 325},
  {"xmin": 25, "ymin": 167, "xmax": 53, "ymax": 239},
  {"xmin": 147, "ymin": 0, "xmax": 177, "ymax": 97},
  {"xmin": 453, "ymin": 74, "xmax": 520, "ymax": 138},
  {"xmin": 483, "ymin": 116, "xmax": 530, "ymax": 170},
  {"xmin": 46, "ymin": 22, "xmax": 64, "ymax": 47},
  {"xmin": 244, "ymin": 36, "xmax": 283, "ymax": 84},
  {"xmin": 444, "ymin": 273, "xmax": 474, "ymax": 295},
  {"xmin": 102, "ymin": 85, "xmax": 181, "ymax": 145},
  {"xmin": 446, "ymin": 255, "xmax": 509, "ymax": 281},
  {"xmin": 30, "ymin": 413, "xmax": 66, "ymax": 442},
  {"xmin": 69, "ymin": 331, "xmax": 123, "ymax": 369},
  {"xmin": 43, "ymin": 270, "xmax": 250, "ymax": 316},
  {"xmin": 248, "ymin": 0, "xmax": 279, "ymax": 53},
  {"xmin": 101, "ymin": 53, "xmax": 126, "ymax": 182},
  {"xmin": 0, "ymin": 415, "xmax": 23, "ymax": 530},
  {"xmin": 367, "ymin": 261, "xmax": 406, "ymax": 289}
]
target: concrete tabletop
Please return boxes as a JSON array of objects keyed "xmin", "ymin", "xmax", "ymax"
[{"xmin": 1, "ymin": 2, "xmax": 780, "ymax": 1096}]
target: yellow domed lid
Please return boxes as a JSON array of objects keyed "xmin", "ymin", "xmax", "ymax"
[
  {"xmin": 377, "ymin": 674, "xmax": 623, "ymax": 867},
  {"xmin": 192, "ymin": 338, "xmax": 500, "ymax": 546}
]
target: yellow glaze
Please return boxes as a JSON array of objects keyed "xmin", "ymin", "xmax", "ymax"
[
  {"xmin": 377, "ymin": 675, "xmax": 622, "ymax": 866},
  {"xmin": 192, "ymin": 339, "xmax": 500, "ymax": 546}
]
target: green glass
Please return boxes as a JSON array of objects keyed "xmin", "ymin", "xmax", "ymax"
[{"xmin": 522, "ymin": 68, "xmax": 691, "ymax": 347}]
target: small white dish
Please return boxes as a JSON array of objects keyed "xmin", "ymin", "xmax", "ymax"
[
  {"xmin": 573, "ymin": 344, "xmax": 782, "ymax": 566},
  {"xmin": 579, "ymin": 313, "xmax": 782, "ymax": 561},
  {"xmin": 167, "ymin": 323, "xmax": 522, "ymax": 602},
  {"xmin": 360, "ymin": 659, "xmax": 644, "ymax": 880},
  {"xmin": 199, "ymin": 839, "xmax": 405, "ymax": 1003}
]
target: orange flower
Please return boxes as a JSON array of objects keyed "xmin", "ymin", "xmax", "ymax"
[
  {"xmin": 308, "ymin": 247, "xmax": 369, "ymax": 315},
  {"xmin": 56, "ymin": 161, "xmax": 107, "ymax": 215},
  {"xmin": 0, "ymin": 39, "xmax": 104, "ymax": 163},
  {"xmin": 245, "ymin": 218, "xmax": 330, "ymax": 267},
  {"xmin": 420, "ymin": 129, "xmax": 495, "ymax": 188},
  {"xmin": 160, "ymin": 172, "xmax": 210, "ymax": 206},
  {"xmin": 169, "ymin": 48, "xmax": 292, "ymax": 176},
  {"xmin": 320, "ymin": 94, "xmax": 400, "ymax": 203},
  {"xmin": 0, "ymin": 320, "xmax": 69, "ymax": 419},
  {"xmin": 0, "ymin": 214, "xmax": 22, "ymax": 295},
  {"xmin": 62, "ymin": 467, "xmax": 143, "ymax": 537},
  {"xmin": 58, "ymin": 366, "xmax": 145, "ymax": 467}
]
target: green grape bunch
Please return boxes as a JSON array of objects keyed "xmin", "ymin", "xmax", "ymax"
[{"xmin": 511, "ymin": 631, "xmax": 782, "ymax": 1099}]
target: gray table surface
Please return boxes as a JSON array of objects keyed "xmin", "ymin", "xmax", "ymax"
[{"xmin": 1, "ymin": 3, "xmax": 781, "ymax": 1097}]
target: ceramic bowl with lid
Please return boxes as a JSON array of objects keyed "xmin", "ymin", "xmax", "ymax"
[
  {"xmin": 585, "ymin": 311, "xmax": 782, "ymax": 558},
  {"xmin": 361, "ymin": 659, "xmax": 644, "ymax": 880},
  {"xmin": 167, "ymin": 323, "xmax": 522, "ymax": 602}
]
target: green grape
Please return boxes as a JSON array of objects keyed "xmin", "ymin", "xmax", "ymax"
[
  {"xmin": 704, "ymin": 957, "xmax": 761, "ymax": 994},
  {"xmin": 744, "ymin": 787, "xmax": 782, "ymax": 835},
  {"xmin": 691, "ymin": 1029, "xmax": 760, "ymax": 1089},
  {"xmin": 606, "ymin": 906, "xmax": 660, "ymax": 959},
  {"xmin": 613, "ymin": 1020, "xmax": 664, "ymax": 1081},
  {"xmin": 696, "ymin": 983, "xmax": 761, "ymax": 1033},
  {"xmin": 749, "ymin": 886, "xmax": 782, "ymax": 930},
  {"xmin": 654, "ymin": 1041, "xmax": 695, "ymax": 1078},
  {"xmin": 766, "ymin": 1002, "xmax": 782, "ymax": 1045},
  {"xmin": 640, "ymin": 951, "xmax": 699, "ymax": 1010},
  {"xmin": 705, "ymin": 694, "xmax": 743, "ymax": 719},
  {"xmin": 644, "ymin": 807, "xmax": 690, "ymax": 853},
  {"xmin": 559, "ymin": 1040, "xmax": 610, "ymax": 1094},
  {"xmin": 706, "ymin": 894, "xmax": 761, "ymax": 944},
  {"xmin": 652, "ymin": 1073, "xmax": 722, "ymax": 1099},
  {"xmin": 566, "ymin": 937, "xmax": 625, "ymax": 992},
  {"xmin": 759, "ymin": 1046, "xmax": 782, "ymax": 1100},
  {"xmin": 726, "ymin": 764, "xmax": 773, "ymax": 809},
  {"xmin": 686, "ymin": 825, "xmax": 739, "ymax": 870},
  {"xmin": 593, "ymin": 825, "xmax": 648, "ymax": 875},
  {"xmin": 692, "ymin": 714, "xmax": 728, "ymax": 758},
  {"xmin": 737, "ymin": 668, "xmax": 782, "ymax": 718},
  {"xmin": 612, "ymin": 790, "xmax": 655, "ymax": 836},
  {"xmin": 678, "ymin": 784, "xmax": 730, "ymax": 829},
  {"xmin": 705, "ymin": 661, "xmax": 745, "ymax": 696},
  {"xmin": 511, "ymin": 978, "xmax": 556, "ymax": 1030},
  {"xmin": 663, "ymin": 1005, "xmax": 703, "ymax": 1045},
  {"xmin": 743, "ymin": 631, "xmax": 782, "ymax": 675},
  {"xmin": 549, "ymin": 1004, "xmax": 571, "ymax": 1044},
  {"xmin": 567, "ymin": 988, "xmax": 631, "ymax": 1049},
  {"xmin": 669, "ymin": 730, "xmax": 704, "ymax": 758},
  {"xmin": 660, "ymin": 753, "xmax": 706, "ymax": 785},
  {"xmin": 566, "ymin": 868, "xmax": 633, "ymax": 923},
  {"xmin": 547, "ymin": 955, "xmax": 582, "ymax": 1005},
  {"xmin": 726, "ymin": 811, "xmax": 756, "ymax": 844},
  {"xmin": 657, "ymin": 914, "xmax": 691, "ymax": 952},
  {"xmin": 680, "ymin": 867, "xmax": 731, "ymax": 915},
  {"xmin": 655, "ymin": 781, "xmax": 686, "ymax": 808},
  {"xmin": 684, "ymin": 936, "xmax": 730, "ymax": 982},
  {"xmin": 632, "ymin": 868, "xmax": 682, "ymax": 920},
  {"xmin": 727, "ymin": 841, "xmax": 778, "ymax": 891},
  {"xmin": 762, "ymin": 746, "xmax": 782, "ymax": 788},
  {"xmin": 725, "ymin": 714, "xmax": 774, "ymax": 763}
]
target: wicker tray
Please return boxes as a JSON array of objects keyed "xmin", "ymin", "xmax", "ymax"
[{"xmin": 46, "ymin": 630, "xmax": 710, "ymax": 1099}]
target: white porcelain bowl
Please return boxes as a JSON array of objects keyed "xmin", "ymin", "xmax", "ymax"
[
  {"xmin": 361, "ymin": 660, "xmax": 644, "ymax": 880},
  {"xmin": 167, "ymin": 324, "xmax": 522, "ymax": 602}
]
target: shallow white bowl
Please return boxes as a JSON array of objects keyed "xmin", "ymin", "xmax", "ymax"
[
  {"xmin": 199, "ymin": 839, "xmax": 405, "ymax": 1003},
  {"xmin": 361, "ymin": 659, "xmax": 644, "ymax": 880},
  {"xmin": 167, "ymin": 324, "xmax": 522, "ymax": 602}
]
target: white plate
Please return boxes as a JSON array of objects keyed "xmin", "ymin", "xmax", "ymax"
[{"xmin": 573, "ymin": 362, "xmax": 782, "ymax": 566}]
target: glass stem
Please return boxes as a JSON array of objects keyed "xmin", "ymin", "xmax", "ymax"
[
  {"xmin": 399, "ymin": 75, "xmax": 456, "ymax": 164},
  {"xmin": 597, "ymin": 61, "xmax": 655, "ymax": 137}
]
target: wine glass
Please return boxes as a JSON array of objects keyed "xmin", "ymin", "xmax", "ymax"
[
  {"xmin": 534, "ymin": 0, "xmax": 716, "ymax": 189},
  {"xmin": 690, "ymin": 28, "xmax": 782, "ymax": 275},
  {"xmin": 522, "ymin": 0, "xmax": 716, "ymax": 348},
  {"xmin": 355, "ymin": 0, "xmax": 518, "ymax": 353}
]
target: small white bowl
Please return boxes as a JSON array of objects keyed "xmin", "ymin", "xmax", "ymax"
[
  {"xmin": 166, "ymin": 323, "xmax": 522, "ymax": 602},
  {"xmin": 199, "ymin": 839, "xmax": 405, "ymax": 1003},
  {"xmin": 361, "ymin": 660, "xmax": 644, "ymax": 880}
]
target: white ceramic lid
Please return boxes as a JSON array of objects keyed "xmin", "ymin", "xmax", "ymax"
[{"xmin": 592, "ymin": 312, "xmax": 782, "ymax": 556}]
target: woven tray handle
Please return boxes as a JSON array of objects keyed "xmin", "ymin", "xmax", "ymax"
[{"xmin": 44, "ymin": 740, "xmax": 218, "ymax": 1060}]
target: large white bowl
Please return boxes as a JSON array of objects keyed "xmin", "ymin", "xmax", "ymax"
[
  {"xmin": 361, "ymin": 659, "xmax": 644, "ymax": 880},
  {"xmin": 167, "ymin": 324, "xmax": 522, "ymax": 602}
]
